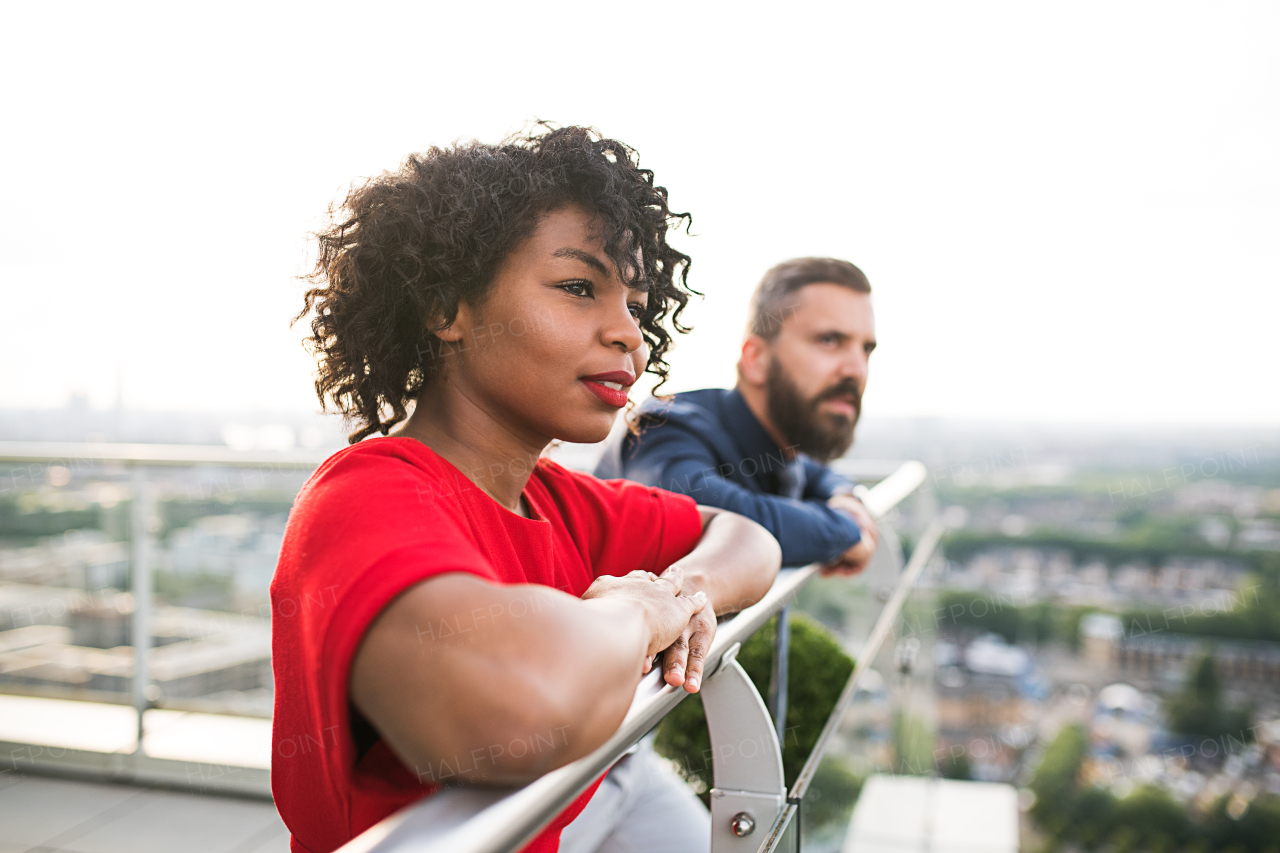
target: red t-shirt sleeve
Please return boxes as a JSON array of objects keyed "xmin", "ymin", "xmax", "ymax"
[
  {"xmin": 537, "ymin": 461, "xmax": 705, "ymax": 579},
  {"xmin": 272, "ymin": 445, "xmax": 502, "ymax": 848},
  {"xmin": 307, "ymin": 457, "xmax": 499, "ymax": 736}
]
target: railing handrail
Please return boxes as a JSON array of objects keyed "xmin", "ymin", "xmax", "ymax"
[
  {"xmin": 0, "ymin": 443, "xmax": 927, "ymax": 480},
  {"xmin": 0, "ymin": 440, "xmax": 332, "ymax": 468},
  {"xmin": 337, "ymin": 460, "xmax": 930, "ymax": 853}
]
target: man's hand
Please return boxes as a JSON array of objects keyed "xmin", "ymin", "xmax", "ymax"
[{"xmin": 824, "ymin": 494, "xmax": 880, "ymax": 576}]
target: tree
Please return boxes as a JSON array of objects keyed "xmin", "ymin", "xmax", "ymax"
[
  {"xmin": 1108, "ymin": 785, "xmax": 1191, "ymax": 852},
  {"xmin": 1028, "ymin": 724, "xmax": 1090, "ymax": 837},
  {"xmin": 1204, "ymin": 792, "xmax": 1280, "ymax": 853},
  {"xmin": 1165, "ymin": 652, "xmax": 1253, "ymax": 741}
]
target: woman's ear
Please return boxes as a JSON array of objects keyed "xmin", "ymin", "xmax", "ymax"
[{"xmin": 430, "ymin": 302, "xmax": 475, "ymax": 343}]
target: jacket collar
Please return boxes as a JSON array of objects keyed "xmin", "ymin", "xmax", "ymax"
[{"xmin": 722, "ymin": 388, "xmax": 796, "ymax": 492}]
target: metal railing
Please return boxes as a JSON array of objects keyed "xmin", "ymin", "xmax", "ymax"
[
  {"xmin": 0, "ymin": 443, "xmax": 941, "ymax": 847},
  {"xmin": 335, "ymin": 460, "xmax": 939, "ymax": 853},
  {"xmin": 0, "ymin": 441, "xmax": 327, "ymax": 747}
]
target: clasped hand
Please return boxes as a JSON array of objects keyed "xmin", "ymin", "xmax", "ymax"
[
  {"xmin": 581, "ymin": 563, "xmax": 716, "ymax": 694},
  {"xmin": 823, "ymin": 493, "xmax": 880, "ymax": 576}
]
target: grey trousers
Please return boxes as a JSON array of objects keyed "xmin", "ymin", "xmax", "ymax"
[{"xmin": 558, "ymin": 736, "xmax": 710, "ymax": 853}]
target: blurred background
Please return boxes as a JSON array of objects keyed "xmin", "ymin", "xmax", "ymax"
[{"xmin": 1, "ymin": 2, "xmax": 1277, "ymax": 851}]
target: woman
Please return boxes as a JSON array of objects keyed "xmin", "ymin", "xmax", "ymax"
[{"xmin": 271, "ymin": 125, "xmax": 781, "ymax": 853}]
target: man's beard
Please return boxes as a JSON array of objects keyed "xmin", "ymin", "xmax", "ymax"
[{"xmin": 764, "ymin": 358, "xmax": 860, "ymax": 463}]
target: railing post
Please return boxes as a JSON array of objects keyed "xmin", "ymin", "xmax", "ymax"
[
  {"xmin": 767, "ymin": 604, "xmax": 790, "ymax": 747},
  {"xmin": 702, "ymin": 642, "xmax": 787, "ymax": 852},
  {"xmin": 130, "ymin": 467, "xmax": 152, "ymax": 752}
]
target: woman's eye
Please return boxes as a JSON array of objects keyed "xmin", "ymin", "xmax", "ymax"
[
  {"xmin": 560, "ymin": 280, "xmax": 593, "ymax": 298},
  {"xmin": 628, "ymin": 303, "xmax": 645, "ymax": 319}
]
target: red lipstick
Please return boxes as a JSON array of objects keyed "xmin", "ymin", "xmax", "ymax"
[{"xmin": 580, "ymin": 371, "xmax": 635, "ymax": 409}]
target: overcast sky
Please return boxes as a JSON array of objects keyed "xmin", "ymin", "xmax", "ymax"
[{"xmin": 2, "ymin": 2, "xmax": 1276, "ymax": 427}]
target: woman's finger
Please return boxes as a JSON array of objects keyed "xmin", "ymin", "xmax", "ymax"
[
  {"xmin": 683, "ymin": 613, "xmax": 716, "ymax": 693},
  {"xmin": 657, "ymin": 563, "xmax": 684, "ymax": 595},
  {"xmin": 663, "ymin": 628, "xmax": 692, "ymax": 687},
  {"xmin": 646, "ymin": 591, "xmax": 709, "ymax": 656}
]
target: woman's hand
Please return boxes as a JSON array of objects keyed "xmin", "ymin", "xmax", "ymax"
[
  {"xmin": 657, "ymin": 594, "xmax": 717, "ymax": 693},
  {"xmin": 643, "ymin": 507, "xmax": 781, "ymax": 693},
  {"xmin": 581, "ymin": 564, "xmax": 708, "ymax": 661}
]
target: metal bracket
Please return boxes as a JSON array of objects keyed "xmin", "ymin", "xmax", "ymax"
[{"xmin": 702, "ymin": 648, "xmax": 786, "ymax": 852}]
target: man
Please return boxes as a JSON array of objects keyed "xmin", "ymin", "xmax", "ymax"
[
  {"xmin": 595, "ymin": 256, "xmax": 879, "ymax": 572},
  {"xmin": 561, "ymin": 257, "xmax": 880, "ymax": 853}
]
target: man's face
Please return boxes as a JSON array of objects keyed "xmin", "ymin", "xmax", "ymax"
[{"xmin": 762, "ymin": 283, "xmax": 876, "ymax": 462}]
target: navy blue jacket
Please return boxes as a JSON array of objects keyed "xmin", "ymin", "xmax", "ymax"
[{"xmin": 593, "ymin": 388, "xmax": 862, "ymax": 566}]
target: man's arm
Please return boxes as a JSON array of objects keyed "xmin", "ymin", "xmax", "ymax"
[
  {"xmin": 797, "ymin": 458, "xmax": 879, "ymax": 574},
  {"xmin": 803, "ymin": 456, "xmax": 856, "ymax": 500},
  {"xmin": 620, "ymin": 425, "xmax": 862, "ymax": 566}
]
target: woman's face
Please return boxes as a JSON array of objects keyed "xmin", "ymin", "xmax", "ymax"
[{"xmin": 435, "ymin": 203, "xmax": 649, "ymax": 445}]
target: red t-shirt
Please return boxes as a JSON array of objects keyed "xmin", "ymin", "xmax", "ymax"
[{"xmin": 270, "ymin": 436, "xmax": 703, "ymax": 853}]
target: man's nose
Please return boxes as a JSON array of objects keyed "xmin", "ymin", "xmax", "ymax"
[{"xmin": 840, "ymin": 347, "xmax": 869, "ymax": 388}]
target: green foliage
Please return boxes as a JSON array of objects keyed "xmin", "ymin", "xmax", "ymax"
[
  {"xmin": 154, "ymin": 569, "xmax": 235, "ymax": 610},
  {"xmin": 1124, "ymin": 552, "xmax": 1280, "ymax": 644},
  {"xmin": 942, "ymin": 529, "xmax": 1235, "ymax": 568},
  {"xmin": 891, "ymin": 712, "xmax": 934, "ymax": 776},
  {"xmin": 941, "ymin": 553, "xmax": 1280, "ymax": 649},
  {"xmin": 1072, "ymin": 786, "xmax": 1120, "ymax": 849},
  {"xmin": 933, "ymin": 590, "xmax": 1096, "ymax": 649},
  {"xmin": 158, "ymin": 493, "xmax": 296, "ymax": 539},
  {"xmin": 1029, "ymin": 730, "xmax": 1192, "ymax": 850},
  {"xmin": 800, "ymin": 755, "xmax": 862, "ymax": 837},
  {"xmin": 1118, "ymin": 514, "xmax": 1218, "ymax": 552},
  {"xmin": 0, "ymin": 495, "xmax": 99, "ymax": 540},
  {"xmin": 1109, "ymin": 785, "xmax": 1192, "ymax": 851},
  {"xmin": 1028, "ymin": 724, "xmax": 1280, "ymax": 851},
  {"xmin": 654, "ymin": 612, "xmax": 854, "ymax": 806},
  {"xmin": 1028, "ymin": 724, "xmax": 1089, "ymax": 834},
  {"xmin": 936, "ymin": 749, "xmax": 971, "ymax": 780},
  {"xmin": 0, "ymin": 489, "xmax": 298, "ymax": 544},
  {"xmin": 1203, "ymin": 793, "xmax": 1280, "ymax": 853},
  {"xmin": 1165, "ymin": 653, "xmax": 1254, "ymax": 740}
]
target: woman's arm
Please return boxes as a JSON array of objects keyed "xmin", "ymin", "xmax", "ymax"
[
  {"xmin": 349, "ymin": 567, "xmax": 705, "ymax": 786},
  {"xmin": 657, "ymin": 506, "xmax": 782, "ymax": 692}
]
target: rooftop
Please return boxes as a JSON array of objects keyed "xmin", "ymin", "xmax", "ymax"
[
  {"xmin": 843, "ymin": 774, "xmax": 1019, "ymax": 853},
  {"xmin": 0, "ymin": 771, "xmax": 286, "ymax": 853}
]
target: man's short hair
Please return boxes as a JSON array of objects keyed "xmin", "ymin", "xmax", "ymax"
[{"xmin": 747, "ymin": 257, "xmax": 871, "ymax": 340}]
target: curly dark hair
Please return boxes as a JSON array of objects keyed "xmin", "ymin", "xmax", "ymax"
[{"xmin": 295, "ymin": 125, "xmax": 696, "ymax": 443}]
